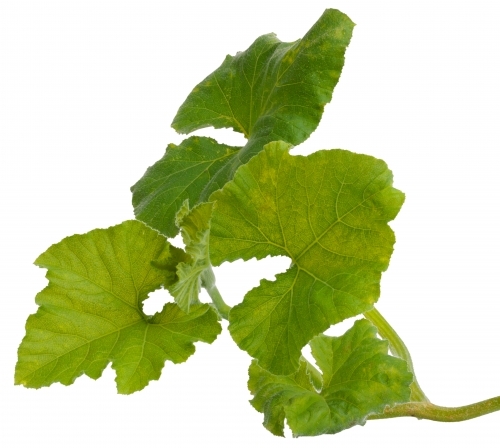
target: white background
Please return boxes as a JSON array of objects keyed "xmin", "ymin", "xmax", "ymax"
[{"xmin": 2, "ymin": 0, "xmax": 500, "ymax": 446}]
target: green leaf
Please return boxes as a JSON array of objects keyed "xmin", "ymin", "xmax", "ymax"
[
  {"xmin": 166, "ymin": 200, "xmax": 214, "ymax": 313},
  {"xmin": 15, "ymin": 220, "xmax": 221, "ymax": 394},
  {"xmin": 210, "ymin": 141, "xmax": 404, "ymax": 375},
  {"xmin": 249, "ymin": 319, "xmax": 412, "ymax": 437},
  {"xmin": 150, "ymin": 243, "xmax": 190, "ymax": 288},
  {"xmin": 131, "ymin": 136, "xmax": 240, "ymax": 237},
  {"xmin": 132, "ymin": 9, "xmax": 354, "ymax": 236},
  {"xmin": 173, "ymin": 8, "xmax": 354, "ymax": 146}
]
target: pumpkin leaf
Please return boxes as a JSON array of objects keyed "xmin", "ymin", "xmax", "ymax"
[
  {"xmin": 210, "ymin": 141, "xmax": 404, "ymax": 374},
  {"xmin": 15, "ymin": 220, "xmax": 221, "ymax": 394},
  {"xmin": 249, "ymin": 319, "xmax": 412, "ymax": 436}
]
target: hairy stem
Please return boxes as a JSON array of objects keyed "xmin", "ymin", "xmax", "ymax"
[
  {"xmin": 206, "ymin": 283, "xmax": 231, "ymax": 319},
  {"xmin": 364, "ymin": 307, "xmax": 428, "ymax": 402},
  {"xmin": 202, "ymin": 266, "xmax": 231, "ymax": 319},
  {"xmin": 368, "ymin": 397, "xmax": 500, "ymax": 422}
]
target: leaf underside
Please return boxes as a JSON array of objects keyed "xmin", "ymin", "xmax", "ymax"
[
  {"xmin": 166, "ymin": 201, "xmax": 214, "ymax": 313},
  {"xmin": 132, "ymin": 9, "xmax": 355, "ymax": 236},
  {"xmin": 249, "ymin": 319, "xmax": 412, "ymax": 437},
  {"xmin": 15, "ymin": 220, "xmax": 221, "ymax": 394},
  {"xmin": 210, "ymin": 141, "xmax": 405, "ymax": 375}
]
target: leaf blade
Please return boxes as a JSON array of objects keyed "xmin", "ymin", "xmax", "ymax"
[
  {"xmin": 131, "ymin": 136, "xmax": 239, "ymax": 237},
  {"xmin": 172, "ymin": 8, "xmax": 355, "ymax": 146},
  {"xmin": 249, "ymin": 319, "xmax": 412, "ymax": 437},
  {"xmin": 132, "ymin": 9, "xmax": 354, "ymax": 235},
  {"xmin": 210, "ymin": 141, "xmax": 404, "ymax": 374},
  {"xmin": 15, "ymin": 220, "xmax": 221, "ymax": 394}
]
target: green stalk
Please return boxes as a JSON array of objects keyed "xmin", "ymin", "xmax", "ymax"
[
  {"xmin": 206, "ymin": 283, "xmax": 231, "ymax": 319},
  {"xmin": 202, "ymin": 265, "xmax": 231, "ymax": 320},
  {"xmin": 365, "ymin": 307, "xmax": 500, "ymax": 423},
  {"xmin": 203, "ymin": 269, "xmax": 500, "ymax": 423},
  {"xmin": 368, "ymin": 398, "xmax": 500, "ymax": 422},
  {"xmin": 364, "ymin": 307, "xmax": 428, "ymax": 402}
]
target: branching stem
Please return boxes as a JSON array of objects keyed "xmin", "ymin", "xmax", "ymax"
[{"xmin": 205, "ymin": 270, "xmax": 500, "ymax": 423}]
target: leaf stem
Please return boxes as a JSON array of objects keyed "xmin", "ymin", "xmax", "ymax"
[
  {"xmin": 206, "ymin": 283, "xmax": 231, "ymax": 320},
  {"xmin": 364, "ymin": 307, "xmax": 429, "ymax": 402},
  {"xmin": 368, "ymin": 397, "xmax": 500, "ymax": 422},
  {"xmin": 202, "ymin": 266, "xmax": 231, "ymax": 319},
  {"xmin": 364, "ymin": 307, "xmax": 500, "ymax": 423}
]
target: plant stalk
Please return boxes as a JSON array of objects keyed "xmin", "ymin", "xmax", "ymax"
[
  {"xmin": 206, "ymin": 283, "xmax": 231, "ymax": 319},
  {"xmin": 365, "ymin": 307, "xmax": 500, "ymax": 423},
  {"xmin": 368, "ymin": 397, "xmax": 500, "ymax": 422},
  {"xmin": 202, "ymin": 266, "xmax": 231, "ymax": 319},
  {"xmin": 204, "ymin": 271, "xmax": 500, "ymax": 423},
  {"xmin": 364, "ymin": 307, "xmax": 428, "ymax": 402}
]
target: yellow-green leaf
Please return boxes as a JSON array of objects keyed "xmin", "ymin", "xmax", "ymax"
[
  {"xmin": 249, "ymin": 319, "xmax": 412, "ymax": 437},
  {"xmin": 210, "ymin": 141, "xmax": 404, "ymax": 375},
  {"xmin": 131, "ymin": 136, "xmax": 239, "ymax": 237},
  {"xmin": 132, "ymin": 9, "xmax": 354, "ymax": 236},
  {"xmin": 15, "ymin": 220, "xmax": 221, "ymax": 394}
]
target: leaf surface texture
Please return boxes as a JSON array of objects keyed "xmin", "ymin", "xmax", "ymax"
[
  {"xmin": 249, "ymin": 319, "xmax": 412, "ymax": 436},
  {"xmin": 132, "ymin": 9, "xmax": 354, "ymax": 236},
  {"xmin": 15, "ymin": 220, "xmax": 221, "ymax": 394},
  {"xmin": 210, "ymin": 142, "xmax": 404, "ymax": 374},
  {"xmin": 132, "ymin": 136, "xmax": 239, "ymax": 237}
]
